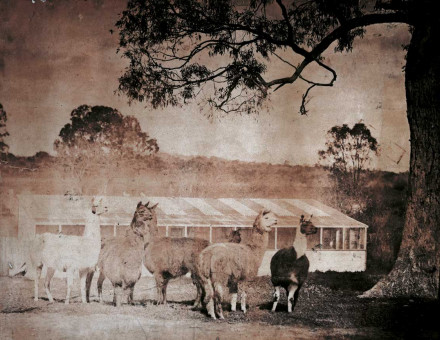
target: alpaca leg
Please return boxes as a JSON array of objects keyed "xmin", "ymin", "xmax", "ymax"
[
  {"xmin": 192, "ymin": 274, "xmax": 203, "ymax": 308},
  {"xmin": 213, "ymin": 282, "xmax": 224, "ymax": 319},
  {"xmin": 128, "ymin": 285, "xmax": 135, "ymax": 305},
  {"xmin": 34, "ymin": 265, "xmax": 43, "ymax": 301},
  {"xmin": 229, "ymin": 280, "xmax": 238, "ymax": 312},
  {"xmin": 202, "ymin": 278, "xmax": 216, "ymax": 319},
  {"xmin": 97, "ymin": 270, "xmax": 105, "ymax": 303},
  {"xmin": 271, "ymin": 286, "xmax": 280, "ymax": 312},
  {"xmin": 240, "ymin": 291, "xmax": 247, "ymax": 314},
  {"xmin": 154, "ymin": 275, "xmax": 164, "ymax": 304},
  {"xmin": 44, "ymin": 267, "xmax": 55, "ymax": 303},
  {"xmin": 292, "ymin": 284, "xmax": 302, "ymax": 311},
  {"xmin": 155, "ymin": 275, "xmax": 169, "ymax": 304},
  {"xmin": 79, "ymin": 268, "xmax": 88, "ymax": 303},
  {"xmin": 161, "ymin": 279, "xmax": 169, "ymax": 305},
  {"xmin": 114, "ymin": 285, "xmax": 123, "ymax": 307},
  {"xmin": 287, "ymin": 284, "xmax": 298, "ymax": 313},
  {"xmin": 231, "ymin": 293, "xmax": 238, "ymax": 312},
  {"xmin": 85, "ymin": 270, "xmax": 95, "ymax": 303},
  {"xmin": 65, "ymin": 268, "xmax": 74, "ymax": 305}
]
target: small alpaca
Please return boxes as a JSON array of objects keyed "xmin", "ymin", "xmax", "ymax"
[
  {"xmin": 270, "ymin": 215, "xmax": 318, "ymax": 313},
  {"xmin": 144, "ymin": 229, "xmax": 241, "ymax": 307},
  {"xmin": 33, "ymin": 197, "xmax": 106, "ymax": 304},
  {"xmin": 198, "ymin": 209, "xmax": 278, "ymax": 319},
  {"xmin": 95, "ymin": 201, "xmax": 158, "ymax": 307}
]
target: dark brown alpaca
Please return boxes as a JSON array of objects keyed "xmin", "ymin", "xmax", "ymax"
[{"xmin": 270, "ymin": 215, "xmax": 318, "ymax": 313}]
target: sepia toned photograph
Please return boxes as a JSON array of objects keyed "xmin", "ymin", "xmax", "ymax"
[{"xmin": 0, "ymin": 0, "xmax": 439, "ymax": 339}]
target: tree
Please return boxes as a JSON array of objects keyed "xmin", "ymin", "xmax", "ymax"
[
  {"xmin": 115, "ymin": 0, "xmax": 440, "ymax": 298},
  {"xmin": 318, "ymin": 123, "xmax": 378, "ymax": 189},
  {"xmin": 0, "ymin": 103, "xmax": 9, "ymax": 161},
  {"xmin": 54, "ymin": 105, "xmax": 159, "ymax": 193}
]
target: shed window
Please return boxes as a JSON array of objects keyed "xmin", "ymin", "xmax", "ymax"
[
  {"xmin": 101, "ymin": 225, "xmax": 114, "ymax": 238},
  {"xmin": 306, "ymin": 229, "xmax": 321, "ymax": 250},
  {"xmin": 116, "ymin": 225, "xmax": 130, "ymax": 237},
  {"xmin": 276, "ymin": 228, "xmax": 295, "ymax": 249},
  {"xmin": 62, "ymin": 225, "xmax": 85, "ymax": 236},
  {"xmin": 322, "ymin": 228, "xmax": 343, "ymax": 250},
  {"xmin": 345, "ymin": 228, "xmax": 365, "ymax": 250},
  {"xmin": 169, "ymin": 226, "xmax": 184, "ymax": 237},
  {"xmin": 36, "ymin": 225, "xmax": 58, "ymax": 234},
  {"xmin": 212, "ymin": 227, "xmax": 235, "ymax": 243},
  {"xmin": 187, "ymin": 227, "xmax": 210, "ymax": 241}
]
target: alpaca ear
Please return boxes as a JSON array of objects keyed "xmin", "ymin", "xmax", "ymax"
[
  {"xmin": 137, "ymin": 201, "xmax": 143, "ymax": 208},
  {"xmin": 300, "ymin": 215, "xmax": 305, "ymax": 223},
  {"xmin": 262, "ymin": 209, "xmax": 271, "ymax": 215},
  {"xmin": 150, "ymin": 203, "xmax": 159, "ymax": 210},
  {"xmin": 145, "ymin": 201, "xmax": 150, "ymax": 208}
]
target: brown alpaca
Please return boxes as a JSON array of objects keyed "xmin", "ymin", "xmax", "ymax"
[
  {"xmin": 144, "ymin": 229, "xmax": 241, "ymax": 307},
  {"xmin": 198, "ymin": 209, "xmax": 278, "ymax": 319},
  {"xmin": 93, "ymin": 201, "xmax": 158, "ymax": 307}
]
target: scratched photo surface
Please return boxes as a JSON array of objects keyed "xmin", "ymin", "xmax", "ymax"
[{"xmin": 1, "ymin": 1, "xmax": 438, "ymax": 339}]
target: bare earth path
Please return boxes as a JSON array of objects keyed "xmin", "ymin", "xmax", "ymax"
[{"xmin": 0, "ymin": 275, "xmax": 438, "ymax": 339}]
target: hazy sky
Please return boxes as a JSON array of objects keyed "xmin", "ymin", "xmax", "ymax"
[{"xmin": 0, "ymin": 0, "xmax": 411, "ymax": 172}]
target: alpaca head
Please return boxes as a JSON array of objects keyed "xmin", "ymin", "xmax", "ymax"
[
  {"xmin": 91, "ymin": 196, "xmax": 108, "ymax": 216},
  {"xmin": 131, "ymin": 201, "xmax": 159, "ymax": 241},
  {"xmin": 254, "ymin": 209, "xmax": 278, "ymax": 233},
  {"xmin": 300, "ymin": 215, "xmax": 318, "ymax": 235}
]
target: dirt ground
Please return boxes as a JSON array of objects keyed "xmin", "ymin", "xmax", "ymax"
[{"xmin": 1, "ymin": 273, "xmax": 439, "ymax": 340}]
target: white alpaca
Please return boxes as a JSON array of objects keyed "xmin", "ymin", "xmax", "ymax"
[{"xmin": 33, "ymin": 197, "xmax": 106, "ymax": 304}]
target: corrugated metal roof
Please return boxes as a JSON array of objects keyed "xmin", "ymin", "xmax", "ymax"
[{"xmin": 19, "ymin": 195, "xmax": 368, "ymax": 228}]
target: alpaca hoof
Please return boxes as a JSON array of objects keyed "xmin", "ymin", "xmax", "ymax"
[
  {"xmin": 34, "ymin": 297, "xmax": 38, "ymax": 302},
  {"xmin": 219, "ymin": 315, "xmax": 225, "ymax": 320},
  {"xmin": 64, "ymin": 300, "xmax": 69, "ymax": 305}
]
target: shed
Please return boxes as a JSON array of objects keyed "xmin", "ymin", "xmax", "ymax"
[{"xmin": 14, "ymin": 194, "xmax": 368, "ymax": 275}]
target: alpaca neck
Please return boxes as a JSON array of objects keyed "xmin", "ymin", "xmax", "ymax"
[
  {"xmin": 84, "ymin": 212, "xmax": 101, "ymax": 239},
  {"xmin": 246, "ymin": 227, "xmax": 269, "ymax": 258},
  {"xmin": 293, "ymin": 228, "xmax": 307, "ymax": 258}
]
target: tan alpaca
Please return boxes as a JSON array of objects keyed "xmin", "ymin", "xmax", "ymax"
[
  {"xmin": 94, "ymin": 201, "xmax": 158, "ymax": 307},
  {"xmin": 198, "ymin": 209, "xmax": 278, "ymax": 319}
]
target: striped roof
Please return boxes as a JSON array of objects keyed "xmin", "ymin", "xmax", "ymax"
[{"xmin": 18, "ymin": 194, "xmax": 367, "ymax": 228}]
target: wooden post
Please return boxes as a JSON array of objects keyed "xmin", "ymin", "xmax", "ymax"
[
  {"xmin": 342, "ymin": 228, "xmax": 346, "ymax": 250},
  {"xmin": 274, "ymin": 227, "xmax": 278, "ymax": 250}
]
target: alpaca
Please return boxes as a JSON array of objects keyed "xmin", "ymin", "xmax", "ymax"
[
  {"xmin": 95, "ymin": 201, "xmax": 158, "ymax": 307},
  {"xmin": 198, "ymin": 209, "xmax": 278, "ymax": 319},
  {"xmin": 33, "ymin": 197, "xmax": 106, "ymax": 304},
  {"xmin": 270, "ymin": 215, "xmax": 318, "ymax": 313},
  {"xmin": 144, "ymin": 228, "xmax": 241, "ymax": 307}
]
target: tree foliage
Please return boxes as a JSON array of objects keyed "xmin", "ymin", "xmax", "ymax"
[
  {"xmin": 318, "ymin": 122, "xmax": 378, "ymax": 188},
  {"xmin": 0, "ymin": 103, "xmax": 10, "ymax": 160},
  {"xmin": 54, "ymin": 105, "xmax": 159, "ymax": 161},
  {"xmin": 116, "ymin": 0, "xmax": 408, "ymax": 115}
]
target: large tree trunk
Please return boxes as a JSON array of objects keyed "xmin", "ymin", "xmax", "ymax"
[{"xmin": 362, "ymin": 14, "xmax": 440, "ymax": 298}]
